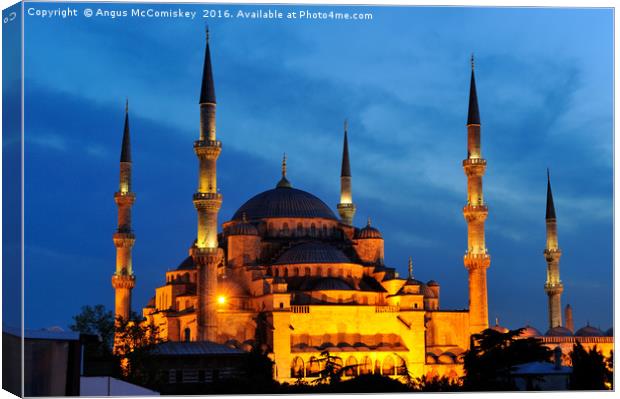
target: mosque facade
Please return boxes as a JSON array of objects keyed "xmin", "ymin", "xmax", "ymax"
[{"xmin": 110, "ymin": 34, "xmax": 612, "ymax": 383}]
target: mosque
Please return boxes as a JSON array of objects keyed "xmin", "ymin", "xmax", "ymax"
[{"xmin": 109, "ymin": 33, "xmax": 613, "ymax": 383}]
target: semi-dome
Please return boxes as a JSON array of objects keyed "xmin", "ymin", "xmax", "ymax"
[
  {"xmin": 519, "ymin": 325, "xmax": 542, "ymax": 338},
  {"xmin": 274, "ymin": 241, "xmax": 350, "ymax": 265},
  {"xmin": 575, "ymin": 325, "xmax": 604, "ymax": 337},
  {"xmin": 545, "ymin": 326, "xmax": 573, "ymax": 337},
  {"xmin": 228, "ymin": 220, "xmax": 259, "ymax": 236},
  {"xmin": 232, "ymin": 186, "xmax": 337, "ymax": 221},
  {"xmin": 356, "ymin": 219, "xmax": 382, "ymax": 239}
]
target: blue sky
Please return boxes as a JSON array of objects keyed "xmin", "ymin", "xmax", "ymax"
[{"xmin": 20, "ymin": 3, "xmax": 613, "ymax": 333}]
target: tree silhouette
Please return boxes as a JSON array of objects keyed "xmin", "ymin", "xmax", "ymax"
[
  {"xmin": 462, "ymin": 328, "xmax": 552, "ymax": 391},
  {"xmin": 569, "ymin": 342, "xmax": 610, "ymax": 390}
]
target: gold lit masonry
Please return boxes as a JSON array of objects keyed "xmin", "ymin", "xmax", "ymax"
[{"xmin": 111, "ymin": 41, "xmax": 613, "ymax": 382}]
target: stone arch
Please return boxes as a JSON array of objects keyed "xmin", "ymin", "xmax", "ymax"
[
  {"xmin": 395, "ymin": 355, "xmax": 407, "ymax": 375},
  {"xmin": 307, "ymin": 356, "xmax": 320, "ymax": 377},
  {"xmin": 291, "ymin": 356, "xmax": 304, "ymax": 378},
  {"xmin": 382, "ymin": 355, "xmax": 395, "ymax": 375},
  {"xmin": 359, "ymin": 356, "xmax": 372, "ymax": 375}
]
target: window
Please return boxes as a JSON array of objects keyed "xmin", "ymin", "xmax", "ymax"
[
  {"xmin": 279, "ymin": 302, "xmax": 284, "ymax": 309},
  {"xmin": 360, "ymin": 357, "xmax": 372, "ymax": 375},
  {"xmin": 297, "ymin": 223, "xmax": 303, "ymax": 236},
  {"xmin": 291, "ymin": 357, "xmax": 304, "ymax": 378},
  {"xmin": 184, "ymin": 327, "xmax": 191, "ymax": 342},
  {"xmin": 310, "ymin": 223, "xmax": 316, "ymax": 236},
  {"xmin": 283, "ymin": 223, "xmax": 289, "ymax": 235}
]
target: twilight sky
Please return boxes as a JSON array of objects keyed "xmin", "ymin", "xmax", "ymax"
[{"xmin": 20, "ymin": 3, "xmax": 613, "ymax": 332}]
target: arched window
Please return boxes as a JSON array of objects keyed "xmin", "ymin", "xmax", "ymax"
[
  {"xmin": 317, "ymin": 267, "xmax": 323, "ymax": 276},
  {"xmin": 345, "ymin": 356, "xmax": 358, "ymax": 377},
  {"xmin": 294, "ymin": 267, "xmax": 299, "ymax": 276},
  {"xmin": 284, "ymin": 268, "xmax": 289, "ymax": 277},
  {"xmin": 283, "ymin": 223, "xmax": 289, "ymax": 235},
  {"xmin": 359, "ymin": 356, "xmax": 372, "ymax": 375},
  {"xmin": 323, "ymin": 225, "xmax": 328, "ymax": 237},
  {"xmin": 382, "ymin": 356, "xmax": 395, "ymax": 375},
  {"xmin": 304, "ymin": 267, "xmax": 311, "ymax": 276},
  {"xmin": 184, "ymin": 327, "xmax": 191, "ymax": 342},
  {"xmin": 297, "ymin": 223, "xmax": 303, "ymax": 236},
  {"xmin": 274, "ymin": 268, "xmax": 279, "ymax": 277},
  {"xmin": 291, "ymin": 357, "xmax": 304, "ymax": 378},
  {"xmin": 307, "ymin": 356, "xmax": 320, "ymax": 377},
  {"xmin": 310, "ymin": 223, "xmax": 316, "ymax": 236},
  {"xmin": 268, "ymin": 223, "xmax": 275, "ymax": 236},
  {"xmin": 327, "ymin": 268, "xmax": 333, "ymax": 277}
]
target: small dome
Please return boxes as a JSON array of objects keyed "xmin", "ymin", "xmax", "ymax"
[
  {"xmin": 490, "ymin": 324, "xmax": 509, "ymax": 334},
  {"xmin": 420, "ymin": 284, "xmax": 437, "ymax": 298},
  {"xmin": 310, "ymin": 277, "xmax": 354, "ymax": 291},
  {"xmin": 356, "ymin": 218, "xmax": 382, "ymax": 239},
  {"xmin": 545, "ymin": 326, "xmax": 573, "ymax": 337},
  {"xmin": 228, "ymin": 220, "xmax": 258, "ymax": 236},
  {"xmin": 575, "ymin": 325, "xmax": 604, "ymax": 337},
  {"xmin": 427, "ymin": 280, "xmax": 439, "ymax": 287},
  {"xmin": 274, "ymin": 241, "xmax": 350, "ymax": 265},
  {"xmin": 519, "ymin": 325, "xmax": 542, "ymax": 338}
]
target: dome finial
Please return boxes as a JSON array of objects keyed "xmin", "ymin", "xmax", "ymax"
[
  {"xmin": 125, "ymin": 98, "xmax": 129, "ymax": 114},
  {"xmin": 471, "ymin": 53, "xmax": 475, "ymax": 71},
  {"xmin": 408, "ymin": 256, "xmax": 413, "ymax": 279},
  {"xmin": 495, "ymin": 317, "xmax": 499, "ymax": 326},
  {"xmin": 367, "ymin": 217, "xmax": 371, "ymax": 227},
  {"xmin": 205, "ymin": 24, "xmax": 210, "ymax": 42},
  {"xmin": 276, "ymin": 153, "xmax": 292, "ymax": 188}
]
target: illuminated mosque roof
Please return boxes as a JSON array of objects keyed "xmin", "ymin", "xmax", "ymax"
[
  {"xmin": 232, "ymin": 186, "xmax": 338, "ymax": 221},
  {"xmin": 274, "ymin": 241, "xmax": 350, "ymax": 265}
]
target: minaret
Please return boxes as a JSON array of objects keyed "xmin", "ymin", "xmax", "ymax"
[
  {"xmin": 408, "ymin": 257, "xmax": 413, "ymax": 280},
  {"xmin": 462, "ymin": 55, "xmax": 490, "ymax": 334},
  {"xmin": 337, "ymin": 119, "xmax": 356, "ymax": 225},
  {"xmin": 564, "ymin": 304, "xmax": 574, "ymax": 333},
  {"xmin": 192, "ymin": 29, "xmax": 223, "ymax": 342},
  {"xmin": 112, "ymin": 100, "xmax": 136, "ymax": 324},
  {"xmin": 544, "ymin": 169, "xmax": 563, "ymax": 329}
]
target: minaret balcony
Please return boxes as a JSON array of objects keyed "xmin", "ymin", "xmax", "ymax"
[
  {"xmin": 193, "ymin": 192, "xmax": 223, "ymax": 211},
  {"xmin": 112, "ymin": 273, "xmax": 135, "ymax": 289},
  {"xmin": 544, "ymin": 282, "xmax": 564, "ymax": 295},
  {"xmin": 462, "ymin": 158, "xmax": 486, "ymax": 166},
  {"xmin": 194, "ymin": 139, "xmax": 221, "ymax": 148},
  {"xmin": 462, "ymin": 204, "xmax": 488, "ymax": 222},
  {"xmin": 114, "ymin": 191, "xmax": 135, "ymax": 204},
  {"xmin": 463, "ymin": 252, "xmax": 491, "ymax": 269}
]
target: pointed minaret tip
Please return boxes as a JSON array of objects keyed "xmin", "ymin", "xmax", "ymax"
[
  {"xmin": 199, "ymin": 27, "xmax": 216, "ymax": 105},
  {"xmin": 120, "ymin": 101, "xmax": 131, "ymax": 163},
  {"xmin": 341, "ymin": 120, "xmax": 351, "ymax": 177},
  {"xmin": 546, "ymin": 168, "xmax": 556, "ymax": 219},
  {"xmin": 467, "ymin": 54, "xmax": 480, "ymax": 125}
]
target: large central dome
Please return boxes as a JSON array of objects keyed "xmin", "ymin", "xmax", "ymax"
[{"xmin": 232, "ymin": 186, "xmax": 338, "ymax": 221}]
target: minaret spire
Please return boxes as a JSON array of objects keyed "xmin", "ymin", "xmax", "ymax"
[
  {"xmin": 467, "ymin": 54, "xmax": 480, "ymax": 126},
  {"xmin": 544, "ymin": 169, "xmax": 563, "ymax": 329},
  {"xmin": 337, "ymin": 119, "xmax": 356, "ymax": 225},
  {"xmin": 120, "ymin": 99, "xmax": 131, "ymax": 163},
  {"xmin": 112, "ymin": 102, "xmax": 137, "ymax": 346},
  {"xmin": 462, "ymin": 56, "xmax": 490, "ymax": 334},
  {"xmin": 193, "ymin": 31, "xmax": 223, "ymax": 342}
]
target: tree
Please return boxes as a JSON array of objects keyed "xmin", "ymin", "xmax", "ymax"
[
  {"xmin": 462, "ymin": 328, "xmax": 552, "ymax": 391},
  {"xmin": 69, "ymin": 304, "xmax": 115, "ymax": 352},
  {"xmin": 312, "ymin": 351, "xmax": 357, "ymax": 385},
  {"xmin": 113, "ymin": 315, "xmax": 164, "ymax": 389},
  {"xmin": 569, "ymin": 343, "xmax": 610, "ymax": 390}
]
